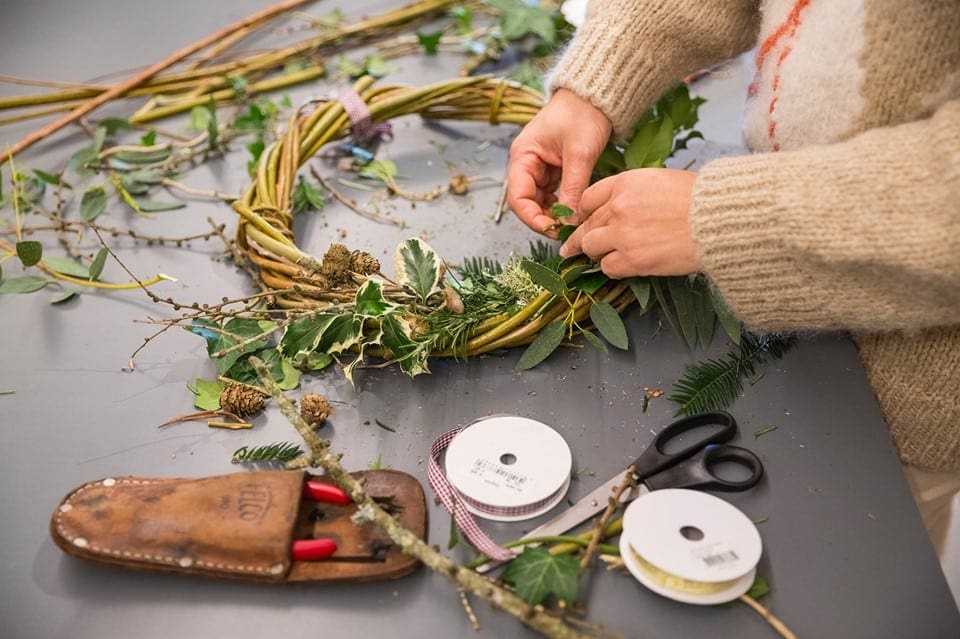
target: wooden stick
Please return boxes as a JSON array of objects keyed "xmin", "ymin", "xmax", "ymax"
[{"xmin": 0, "ymin": 0, "xmax": 312, "ymax": 165}]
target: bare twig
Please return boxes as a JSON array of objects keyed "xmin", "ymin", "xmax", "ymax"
[
  {"xmin": 311, "ymin": 167, "xmax": 405, "ymax": 227},
  {"xmin": 580, "ymin": 466, "xmax": 635, "ymax": 571},
  {"xmin": 739, "ymin": 595, "xmax": 797, "ymax": 639}
]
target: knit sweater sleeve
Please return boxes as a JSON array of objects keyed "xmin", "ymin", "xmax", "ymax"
[
  {"xmin": 549, "ymin": 0, "xmax": 760, "ymax": 139},
  {"xmin": 690, "ymin": 99, "xmax": 960, "ymax": 333}
]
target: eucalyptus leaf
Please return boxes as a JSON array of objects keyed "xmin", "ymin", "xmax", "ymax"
[
  {"xmin": 0, "ymin": 275, "xmax": 49, "ymax": 294},
  {"xmin": 581, "ymin": 329, "xmax": 608, "ymax": 355},
  {"xmin": 589, "ymin": 301, "xmax": 629, "ymax": 350},
  {"xmin": 394, "ymin": 238, "xmax": 442, "ymax": 303},
  {"xmin": 668, "ymin": 276, "xmax": 699, "ymax": 350},
  {"xmin": 41, "ymin": 255, "xmax": 88, "ymax": 278},
  {"xmin": 132, "ymin": 198, "xmax": 185, "ymax": 212},
  {"xmin": 516, "ymin": 320, "xmax": 565, "ymax": 370},
  {"xmin": 16, "ymin": 241, "xmax": 42, "ymax": 267},
  {"xmin": 88, "ymin": 248, "xmax": 108, "ymax": 281},
  {"xmin": 113, "ymin": 147, "xmax": 171, "ymax": 164},
  {"xmin": 67, "ymin": 147, "xmax": 98, "ymax": 175},
  {"xmin": 628, "ymin": 277, "xmax": 652, "ymax": 311},
  {"xmin": 80, "ymin": 185, "xmax": 107, "ymax": 221},
  {"xmin": 520, "ymin": 259, "xmax": 567, "ymax": 297},
  {"xmin": 33, "ymin": 169, "xmax": 70, "ymax": 189},
  {"xmin": 50, "ymin": 289, "xmax": 79, "ymax": 305}
]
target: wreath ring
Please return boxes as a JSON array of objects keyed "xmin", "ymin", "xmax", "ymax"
[{"xmin": 232, "ymin": 75, "xmax": 634, "ymax": 364}]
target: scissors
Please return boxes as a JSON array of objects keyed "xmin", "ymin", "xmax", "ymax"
[{"xmin": 475, "ymin": 411, "xmax": 763, "ymax": 573}]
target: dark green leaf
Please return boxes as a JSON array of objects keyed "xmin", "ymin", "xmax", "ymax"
[
  {"xmin": 80, "ymin": 185, "xmax": 107, "ymax": 221},
  {"xmin": 187, "ymin": 317, "xmax": 269, "ymax": 375},
  {"xmin": 292, "ymin": 176, "xmax": 325, "ymax": 214},
  {"xmin": 501, "ymin": 546, "xmax": 579, "ymax": 606},
  {"xmin": 417, "ymin": 30, "xmax": 442, "ymax": 54},
  {"xmin": 667, "ymin": 276, "xmax": 698, "ymax": 350},
  {"xmin": 556, "ymin": 224, "xmax": 575, "ymax": 243},
  {"xmin": 375, "ymin": 418, "xmax": 396, "ymax": 433},
  {"xmin": 589, "ymin": 301, "xmax": 628, "ymax": 350},
  {"xmin": 516, "ymin": 320, "xmax": 566, "ymax": 370},
  {"xmin": 581, "ymin": 329, "xmax": 608, "ymax": 355},
  {"xmin": 99, "ymin": 117, "xmax": 132, "ymax": 135},
  {"xmin": 395, "ymin": 238, "xmax": 442, "ymax": 303},
  {"xmin": 624, "ymin": 118, "xmax": 658, "ymax": 169},
  {"xmin": 644, "ymin": 114, "xmax": 675, "ymax": 168},
  {"xmin": 651, "ymin": 278, "xmax": 680, "ymax": 337},
  {"xmin": 520, "ymin": 259, "xmax": 567, "ymax": 297},
  {"xmin": 33, "ymin": 169, "xmax": 70, "ymax": 189},
  {"xmin": 628, "ymin": 277, "xmax": 652, "ymax": 311},
  {"xmin": 744, "ymin": 575, "xmax": 770, "ymax": 600},
  {"xmin": 88, "ymin": 248, "xmax": 108, "ymax": 280},
  {"xmin": 568, "ymin": 270, "xmax": 607, "ymax": 294},
  {"xmin": 16, "ymin": 241, "xmax": 42, "ymax": 267},
  {"xmin": 692, "ymin": 275, "xmax": 716, "ymax": 349},
  {"xmin": 41, "ymin": 255, "xmax": 88, "ymax": 278},
  {"xmin": 0, "ymin": 275, "xmax": 49, "ymax": 294},
  {"xmin": 711, "ymin": 289, "xmax": 741, "ymax": 345},
  {"xmin": 447, "ymin": 513, "xmax": 459, "ymax": 549}
]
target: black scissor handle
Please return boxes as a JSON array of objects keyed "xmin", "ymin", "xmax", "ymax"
[
  {"xmin": 631, "ymin": 411, "xmax": 738, "ymax": 481},
  {"xmin": 643, "ymin": 444, "xmax": 764, "ymax": 492}
]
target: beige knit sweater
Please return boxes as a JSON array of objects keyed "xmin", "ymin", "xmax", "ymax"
[{"xmin": 550, "ymin": 0, "xmax": 960, "ymax": 470}]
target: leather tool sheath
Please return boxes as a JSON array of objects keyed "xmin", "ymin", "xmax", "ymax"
[{"xmin": 50, "ymin": 469, "xmax": 427, "ymax": 583}]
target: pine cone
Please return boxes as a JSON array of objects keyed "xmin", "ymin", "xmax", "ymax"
[
  {"xmin": 300, "ymin": 392, "xmax": 333, "ymax": 428},
  {"xmin": 349, "ymin": 249, "xmax": 380, "ymax": 275},
  {"xmin": 448, "ymin": 173, "xmax": 470, "ymax": 195},
  {"xmin": 220, "ymin": 383, "xmax": 265, "ymax": 418},
  {"xmin": 321, "ymin": 243, "xmax": 352, "ymax": 285}
]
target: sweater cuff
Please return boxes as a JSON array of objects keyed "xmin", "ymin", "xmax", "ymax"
[{"xmin": 689, "ymin": 154, "xmax": 830, "ymax": 331}]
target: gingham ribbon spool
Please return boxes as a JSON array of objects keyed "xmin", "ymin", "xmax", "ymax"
[{"xmin": 428, "ymin": 427, "xmax": 514, "ymax": 562}]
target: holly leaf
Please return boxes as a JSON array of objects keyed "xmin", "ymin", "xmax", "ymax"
[
  {"xmin": 394, "ymin": 238, "xmax": 442, "ymax": 304},
  {"xmin": 501, "ymin": 546, "xmax": 579, "ymax": 606},
  {"xmin": 516, "ymin": 320, "xmax": 565, "ymax": 370},
  {"xmin": 279, "ymin": 313, "xmax": 338, "ymax": 359},
  {"xmin": 354, "ymin": 279, "xmax": 395, "ymax": 318}
]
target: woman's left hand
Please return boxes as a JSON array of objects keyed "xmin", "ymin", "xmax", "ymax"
[{"xmin": 558, "ymin": 168, "xmax": 703, "ymax": 278}]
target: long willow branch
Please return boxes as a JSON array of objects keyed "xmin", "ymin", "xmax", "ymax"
[
  {"xmin": 250, "ymin": 357, "xmax": 619, "ymax": 639},
  {"xmin": 0, "ymin": 0, "xmax": 313, "ymax": 165}
]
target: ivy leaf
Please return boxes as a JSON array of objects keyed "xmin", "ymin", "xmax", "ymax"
[
  {"xmin": 277, "ymin": 358, "xmax": 301, "ymax": 391},
  {"xmin": 140, "ymin": 130, "xmax": 157, "ymax": 146},
  {"xmin": 189, "ymin": 105, "xmax": 212, "ymax": 131},
  {"xmin": 292, "ymin": 176, "xmax": 325, "ymax": 214},
  {"xmin": 364, "ymin": 55, "xmax": 394, "ymax": 78},
  {"xmin": 501, "ymin": 546, "xmax": 579, "ymax": 606},
  {"xmin": 417, "ymin": 30, "xmax": 442, "ymax": 54},
  {"xmin": 88, "ymin": 248, "xmax": 108, "ymax": 280},
  {"xmin": 187, "ymin": 318, "xmax": 269, "ymax": 375},
  {"xmin": 41, "ymin": 255, "xmax": 88, "ymax": 278},
  {"xmin": 0, "ymin": 275, "xmax": 49, "ymax": 294},
  {"xmin": 489, "ymin": 0, "xmax": 556, "ymax": 45},
  {"xmin": 520, "ymin": 259, "xmax": 567, "ymax": 297},
  {"xmin": 80, "ymin": 185, "xmax": 107, "ymax": 221},
  {"xmin": 394, "ymin": 238, "xmax": 442, "ymax": 304},
  {"xmin": 589, "ymin": 301, "xmax": 628, "ymax": 350},
  {"xmin": 516, "ymin": 320, "xmax": 565, "ymax": 370},
  {"xmin": 16, "ymin": 240, "xmax": 42, "ymax": 267},
  {"xmin": 358, "ymin": 159, "xmax": 398, "ymax": 182},
  {"xmin": 191, "ymin": 378, "xmax": 226, "ymax": 411}
]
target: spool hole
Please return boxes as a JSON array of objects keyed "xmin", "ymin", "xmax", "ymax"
[
  {"xmin": 680, "ymin": 525, "xmax": 704, "ymax": 541},
  {"xmin": 499, "ymin": 452, "xmax": 517, "ymax": 465}
]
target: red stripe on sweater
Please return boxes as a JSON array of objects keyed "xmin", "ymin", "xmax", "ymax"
[{"xmin": 748, "ymin": 0, "xmax": 813, "ymax": 98}]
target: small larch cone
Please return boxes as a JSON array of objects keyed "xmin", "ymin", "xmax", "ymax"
[
  {"xmin": 349, "ymin": 249, "xmax": 380, "ymax": 275},
  {"xmin": 300, "ymin": 392, "xmax": 333, "ymax": 428},
  {"xmin": 219, "ymin": 383, "xmax": 265, "ymax": 418}
]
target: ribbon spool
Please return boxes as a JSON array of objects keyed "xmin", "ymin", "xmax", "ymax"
[
  {"xmin": 619, "ymin": 488, "xmax": 762, "ymax": 605},
  {"xmin": 443, "ymin": 415, "xmax": 572, "ymax": 522}
]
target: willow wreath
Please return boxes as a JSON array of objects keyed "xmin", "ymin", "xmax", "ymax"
[{"xmin": 230, "ymin": 74, "xmax": 727, "ymax": 381}]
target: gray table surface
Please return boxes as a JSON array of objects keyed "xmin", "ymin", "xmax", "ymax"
[{"xmin": 2, "ymin": 2, "xmax": 958, "ymax": 638}]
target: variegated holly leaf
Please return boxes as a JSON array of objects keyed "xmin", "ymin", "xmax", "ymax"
[
  {"xmin": 380, "ymin": 314, "xmax": 430, "ymax": 376},
  {"xmin": 354, "ymin": 278, "xmax": 396, "ymax": 317},
  {"xmin": 394, "ymin": 238, "xmax": 442, "ymax": 304}
]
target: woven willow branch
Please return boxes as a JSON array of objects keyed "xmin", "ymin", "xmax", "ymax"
[{"xmin": 235, "ymin": 75, "xmax": 636, "ymax": 358}]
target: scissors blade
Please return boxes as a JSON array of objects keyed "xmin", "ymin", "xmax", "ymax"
[{"xmin": 474, "ymin": 471, "xmax": 645, "ymax": 573}]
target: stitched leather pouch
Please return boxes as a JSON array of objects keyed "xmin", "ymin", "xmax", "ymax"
[{"xmin": 50, "ymin": 469, "xmax": 427, "ymax": 583}]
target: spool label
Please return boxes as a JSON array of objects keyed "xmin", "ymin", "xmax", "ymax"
[{"xmin": 470, "ymin": 458, "xmax": 530, "ymax": 492}]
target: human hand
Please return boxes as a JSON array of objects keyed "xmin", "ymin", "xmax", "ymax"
[
  {"xmin": 558, "ymin": 168, "xmax": 702, "ymax": 278},
  {"xmin": 507, "ymin": 88, "xmax": 612, "ymax": 236}
]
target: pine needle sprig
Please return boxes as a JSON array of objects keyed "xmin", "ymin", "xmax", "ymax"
[
  {"xmin": 231, "ymin": 441, "xmax": 304, "ymax": 464},
  {"xmin": 669, "ymin": 333, "xmax": 796, "ymax": 416},
  {"xmin": 527, "ymin": 239, "xmax": 561, "ymax": 270},
  {"xmin": 457, "ymin": 255, "xmax": 502, "ymax": 282}
]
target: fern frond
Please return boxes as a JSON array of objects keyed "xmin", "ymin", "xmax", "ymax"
[
  {"xmin": 528, "ymin": 239, "xmax": 561, "ymax": 270},
  {"xmin": 669, "ymin": 332, "xmax": 796, "ymax": 416},
  {"xmin": 457, "ymin": 255, "xmax": 502, "ymax": 282},
  {"xmin": 231, "ymin": 441, "xmax": 304, "ymax": 464}
]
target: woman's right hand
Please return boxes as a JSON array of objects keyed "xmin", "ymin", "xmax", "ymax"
[{"xmin": 506, "ymin": 88, "xmax": 612, "ymax": 236}]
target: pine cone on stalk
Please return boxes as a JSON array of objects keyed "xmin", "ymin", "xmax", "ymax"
[
  {"xmin": 349, "ymin": 249, "xmax": 380, "ymax": 275},
  {"xmin": 220, "ymin": 383, "xmax": 265, "ymax": 418},
  {"xmin": 300, "ymin": 393, "xmax": 333, "ymax": 428}
]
